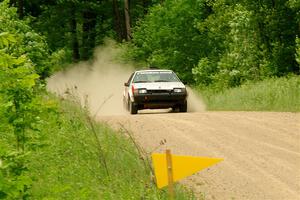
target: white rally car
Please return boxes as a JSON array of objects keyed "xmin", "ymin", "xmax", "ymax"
[{"xmin": 123, "ymin": 69, "xmax": 188, "ymax": 114}]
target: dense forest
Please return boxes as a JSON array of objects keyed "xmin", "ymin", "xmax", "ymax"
[
  {"xmin": 1, "ymin": 0, "xmax": 299, "ymax": 86},
  {"xmin": 0, "ymin": 0, "xmax": 299, "ymax": 198},
  {"xmin": 129, "ymin": 0, "xmax": 299, "ymax": 87}
]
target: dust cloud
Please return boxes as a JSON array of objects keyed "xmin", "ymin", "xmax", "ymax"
[
  {"xmin": 187, "ymin": 87, "xmax": 206, "ymax": 112},
  {"xmin": 47, "ymin": 41, "xmax": 132, "ymax": 116},
  {"xmin": 47, "ymin": 41, "xmax": 206, "ymax": 116}
]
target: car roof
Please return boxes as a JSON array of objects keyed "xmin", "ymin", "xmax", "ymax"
[{"xmin": 135, "ymin": 69, "xmax": 173, "ymax": 73}]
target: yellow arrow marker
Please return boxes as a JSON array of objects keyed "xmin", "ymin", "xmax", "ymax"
[{"xmin": 152, "ymin": 153, "xmax": 223, "ymax": 188}]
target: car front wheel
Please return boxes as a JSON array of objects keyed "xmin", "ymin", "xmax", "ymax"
[
  {"xmin": 129, "ymin": 101, "xmax": 138, "ymax": 114},
  {"xmin": 179, "ymin": 101, "xmax": 187, "ymax": 112}
]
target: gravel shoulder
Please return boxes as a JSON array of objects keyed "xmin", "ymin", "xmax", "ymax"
[{"xmin": 98, "ymin": 111, "xmax": 300, "ymax": 200}]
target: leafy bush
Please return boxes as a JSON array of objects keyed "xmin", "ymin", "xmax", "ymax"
[
  {"xmin": 192, "ymin": 57, "xmax": 214, "ymax": 85},
  {"xmin": 0, "ymin": 1, "xmax": 52, "ymax": 79},
  {"xmin": 0, "ymin": 2, "xmax": 52, "ymax": 198},
  {"xmin": 0, "ymin": 32, "xmax": 40, "ymax": 199}
]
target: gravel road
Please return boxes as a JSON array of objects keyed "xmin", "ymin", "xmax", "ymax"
[
  {"xmin": 46, "ymin": 60, "xmax": 300, "ymax": 199},
  {"xmin": 98, "ymin": 111, "xmax": 300, "ymax": 200}
]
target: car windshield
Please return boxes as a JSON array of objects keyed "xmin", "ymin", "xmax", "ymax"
[{"xmin": 132, "ymin": 71, "xmax": 180, "ymax": 83}]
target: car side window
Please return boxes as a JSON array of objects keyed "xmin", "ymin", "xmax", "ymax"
[{"xmin": 127, "ymin": 73, "xmax": 134, "ymax": 85}]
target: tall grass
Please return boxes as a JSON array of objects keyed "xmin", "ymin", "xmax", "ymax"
[
  {"xmin": 199, "ymin": 76, "xmax": 300, "ymax": 112},
  {"xmin": 26, "ymin": 98, "xmax": 195, "ymax": 199}
]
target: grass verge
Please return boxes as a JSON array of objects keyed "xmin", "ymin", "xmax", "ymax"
[
  {"xmin": 198, "ymin": 76, "xmax": 300, "ymax": 112},
  {"xmin": 22, "ymin": 97, "xmax": 195, "ymax": 199}
]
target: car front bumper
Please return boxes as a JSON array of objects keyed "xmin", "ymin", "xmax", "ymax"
[{"xmin": 133, "ymin": 92, "xmax": 187, "ymax": 109}]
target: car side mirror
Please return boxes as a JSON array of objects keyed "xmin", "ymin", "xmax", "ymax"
[{"xmin": 124, "ymin": 82, "xmax": 129, "ymax": 87}]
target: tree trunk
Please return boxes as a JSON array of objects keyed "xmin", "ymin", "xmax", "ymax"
[
  {"xmin": 142, "ymin": 0, "xmax": 148, "ymax": 14},
  {"xmin": 82, "ymin": 10, "xmax": 97, "ymax": 60},
  {"xmin": 17, "ymin": 0, "xmax": 24, "ymax": 19},
  {"xmin": 9, "ymin": 0, "xmax": 17, "ymax": 7},
  {"xmin": 70, "ymin": 5, "xmax": 80, "ymax": 62},
  {"xmin": 113, "ymin": 0, "xmax": 124, "ymax": 41},
  {"xmin": 124, "ymin": 0, "xmax": 131, "ymax": 41}
]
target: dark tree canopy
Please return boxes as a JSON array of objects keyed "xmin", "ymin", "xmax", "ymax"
[{"xmin": 1, "ymin": 0, "xmax": 299, "ymax": 87}]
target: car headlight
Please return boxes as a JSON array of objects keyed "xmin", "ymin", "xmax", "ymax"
[
  {"xmin": 173, "ymin": 88, "xmax": 184, "ymax": 93},
  {"xmin": 138, "ymin": 89, "xmax": 147, "ymax": 94}
]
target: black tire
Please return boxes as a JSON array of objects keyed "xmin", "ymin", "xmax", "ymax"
[
  {"xmin": 171, "ymin": 107, "xmax": 178, "ymax": 112},
  {"xmin": 179, "ymin": 101, "xmax": 187, "ymax": 112},
  {"xmin": 129, "ymin": 102, "xmax": 138, "ymax": 114}
]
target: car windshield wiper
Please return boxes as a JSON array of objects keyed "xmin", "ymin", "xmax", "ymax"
[
  {"xmin": 154, "ymin": 80, "xmax": 170, "ymax": 82},
  {"xmin": 134, "ymin": 80, "xmax": 148, "ymax": 83}
]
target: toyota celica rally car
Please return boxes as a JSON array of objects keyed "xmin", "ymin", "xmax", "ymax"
[{"xmin": 123, "ymin": 69, "xmax": 188, "ymax": 114}]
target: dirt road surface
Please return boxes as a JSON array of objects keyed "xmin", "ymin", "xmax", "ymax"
[
  {"xmin": 45, "ymin": 47, "xmax": 299, "ymax": 199},
  {"xmin": 98, "ymin": 111, "xmax": 300, "ymax": 200}
]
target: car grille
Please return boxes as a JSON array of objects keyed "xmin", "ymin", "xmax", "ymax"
[{"xmin": 148, "ymin": 90, "xmax": 172, "ymax": 94}]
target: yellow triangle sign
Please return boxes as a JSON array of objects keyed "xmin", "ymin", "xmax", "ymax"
[{"xmin": 152, "ymin": 153, "xmax": 223, "ymax": 188}]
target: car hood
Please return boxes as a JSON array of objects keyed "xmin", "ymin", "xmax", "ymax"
[{"xmin": 132, "ymin": 82, "xmax": 185, "ymax": 90}]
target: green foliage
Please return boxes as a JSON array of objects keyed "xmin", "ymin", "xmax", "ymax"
[
  {"xmin": 127, "ymin": 0, "xmax": 208, "ymax": 81},
  {"xmin": 0, "ymin": 32, "xmax": 16, "ymax": 47},
  {"xmin": 199, "ymin": 76, "xmax": 300, "ymax": 112},
  {"xmin": 1, "ymin": 97, "xmax": 195, "ymax": 199},
  {"xmin": 0, "ymin": 1, "xmax": 52, "ymax": 79},
  {"xmin": 0, "ymin": 31, "xmax": 40, "ymax": 199},
  {"xmin": 287, "ymin": 0, "xmax": 300, "ymax": 22},
  {"xmin": 213, "ymin": 4, "xmax": 260, "ymax": 87},
  {"xmin": 127, "ymin": 0, "xmax": 299, "ymax": 88},
  {"xmin": 296, "ymin": 37, "xmax": 300, "ymax": 66},
  {"xmin": 48, "ymin": 48, "xmax": 71, "ymax": 72},
  {"xmin": 0, "ymin": 150, "xmax": 32, "ymax": 199},
  {"xmin": 0, "ymin": 2, "xmax": 52, "ymax": 198},
  {"xmin": 0, "ymin": 1, "xmax": 196, "ymax": 199},
  {"xmin": 192, "ymin": 57, "xmax": 215, "ymax": 85},
  {"xmin": 26, "ymin": 0, "xmax": 159, "ymax": 62},
  {"xmin": 0, "ymin": 24, "xmax": 40, "ymax": 150}
]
